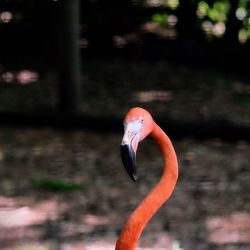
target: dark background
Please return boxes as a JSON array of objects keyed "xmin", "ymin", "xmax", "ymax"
[{"xmin": 0, "ymin": 1, "xmax": 249, "ymax": 250}]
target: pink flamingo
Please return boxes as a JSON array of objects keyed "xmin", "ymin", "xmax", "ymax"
[{"xmin": 116, "ymin": 107, "xmax": 179, "ymax": 250}]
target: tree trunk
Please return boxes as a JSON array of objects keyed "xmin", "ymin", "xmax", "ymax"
[
  {"xmin": 225, "ymin": 0, "xmax": 241, "ymax": 44},
  {"xmin": 58, "ymin": 0, "xmax": 81, "ymax": 115},
  {"xmin": 176, "ymin": 0, "xmax": 198, "ymax": 41}
]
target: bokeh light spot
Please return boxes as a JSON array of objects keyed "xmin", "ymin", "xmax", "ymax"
[
  {"xmin": 17, "ymin": 70, "xmax": 38, "ymax": 85},
  {"xmin": 212, "ymin": 22, "xmax": 226, "ymax": 37},
  {"xmin": 1, "ymin": 72, "xmax": 15, "ymax": 83},
  {"xmin": 238, "ymin": 29, "xmax": 248, "ymax": 44},
  {"xmin": 236, "ymin": 7, "xmax": 247, "ymax": 21},
  {"xmin": 168, "ymin": 15, "xmax": 178, "ymax": 26},
  {"xmin": 0, "ymin": 12, "xmax": 13, "ymax": 23}
]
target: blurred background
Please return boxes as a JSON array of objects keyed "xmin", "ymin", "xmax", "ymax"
[{"xmin": 0, "ymin": 0, "xmax": 250, "ymax": 249}]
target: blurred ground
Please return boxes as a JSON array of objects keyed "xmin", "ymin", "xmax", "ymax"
[
  {"xmin": 0, "ymin": 61, "xmax": 250, "ymax": 249},
  {"xmin": 0, "ymin": 127, "xmax": 249, "ymax": 250}
]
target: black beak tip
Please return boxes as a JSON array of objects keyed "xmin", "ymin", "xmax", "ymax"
[
  {"xmin": 120, "ymin": 144, "xmax": 137, "ymax": 182},
  {"xmin": 132, "ymin": 174, "xmax": 137, "ymax": 182}
]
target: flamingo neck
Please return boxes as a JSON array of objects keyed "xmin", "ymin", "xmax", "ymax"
[{"xmin": 115, "ymin": 122, "xmax": 178, "ymax": 250}]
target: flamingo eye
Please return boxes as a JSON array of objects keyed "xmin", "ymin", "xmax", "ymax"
[{"xmin": 139, "ymin": 116, "xmax": 144, "ymax": 123}]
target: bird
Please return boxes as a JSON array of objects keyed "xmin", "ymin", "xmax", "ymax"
[{"xmin": 116, "ymin": 107, "xmax": 178, "ymax": 250}]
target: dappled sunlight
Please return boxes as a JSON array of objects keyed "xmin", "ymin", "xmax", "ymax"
[
  {"xmin": 197, "ymin": 2, "xmax": 229, "ymax": 39},
  {"xmin": 201, "ymin": 21, "xmax": 213, "ymax": 35},
  {"xmin": 17, "ymin": 70, "xmax": 39, "ymax": 85},
  {"xmin": 1, "ymin": 72, "xmax": 15, "ymax": 83},
  {"xmin": 0, "ymin": 206, "xmax": 47, "ymax": 228},
  {"xmin": 0, "ymin": 11, "xmax": 13, "ymax": 23},
  {"xmin": 113, "ymin": 13, "xmax": 179, "ymax": 48},
  {"xmin": 1, "ymin": 70, "xmax": 39, "ymax": 85},
  {"xmin": 239, "ymin": 29, "xmax": 248, "ymax": 44},
  {"xmin": 0, "ymin": 195, "xmax": 184, "ymax": 249},
  {"xmin": 80, "ymin": 38, "xmax": 90, "ymax": 49},
  {"xmin": 0, "ymin": 196, "xmax": 65, "ymax": 249},
  {"xmin": 146, "ymin": 0, "xmax": 179, "ymax": 10},
  {"xmin": 0, "ymin": 197, "xmax": 61, "ymax": 228},
  {"xmin": 133, "ymin": 90, "xmax": 173, "ymax": 103},
  {"xmin": 206, "ymin": 212, "xmax": 250, "ymax": 244},
  {"xmin": 144, "ymin": 0, "xmax": 250, "ymax": 43},
  {"xmin": 140, "ymin": 233, "xmax": 176, "ymax": 250},
  {"xmin": 150, "ymin": 13, "xmax": 178, "ymax": 39},
  {"xmin": 212, "ymin": 22, "xmax": 226, "ymax": 37},
  {"xmin": 236, "ymin": 7, "xmax": 247, "ymax": 21},
  {"xmin": 0, "ymin": 128, "xmax": 249, "ymax": 249},
  {"xmin": 113, "ymin": 35, "xmax": 127, "ymax": 48},
  {"xmin": 82, "ymin": 214, "xmax": 111, "ymax": 226},
  {"xmin": 168, "ymin": 15, "xmax": 178, "ymax": 27},
  {"xmin": 2, "ymin": 242, "xmax": 56, "ymax": 250}
]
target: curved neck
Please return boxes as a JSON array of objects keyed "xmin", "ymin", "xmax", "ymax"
[{"xmin": 115, "ymin": 122, "xmax": 178, "ymax": 250}]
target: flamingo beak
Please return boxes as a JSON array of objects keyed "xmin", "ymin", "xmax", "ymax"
[
  {"xmin": 120, "ymin": 120, "xmax": 142, "ymax": 182},
  {"xmin": 120, "ymin": 144, "xmax": 137, "ymax": 181}
]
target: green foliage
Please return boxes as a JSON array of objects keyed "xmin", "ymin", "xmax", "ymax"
[
  {"xmin": 237, "ymin": 0, "xmax": 250, "ymax": 42},
  {"xmin": 144, "ymin": 0, "xmax": 179, "ymax": 9},
  {"xmin": 167, "ymin": 0, "xmax": 179, "ymax": 10},
  {"xmin": 30, "ymin": 177, "xmax": 85, "ymax": 192},
  {"xmin": 196, "ymin": 0, "xmax": 250, "ymax": 42},
  {"xmin": 198, "ymin": 0, "xmax": 230, "ymax": 23},
  {"xmin": 152, "ymin": 13, "xmax": 168, "ymax": 26}
]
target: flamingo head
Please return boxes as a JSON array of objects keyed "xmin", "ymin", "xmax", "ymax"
[{"xmin": 120, "ymin": 107, "xmax": 154, "ymax": 181}]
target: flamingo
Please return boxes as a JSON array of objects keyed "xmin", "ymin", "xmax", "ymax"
[{"xmin": 116, "ymin": 107, "xmax": 178, "ymax": 250}]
